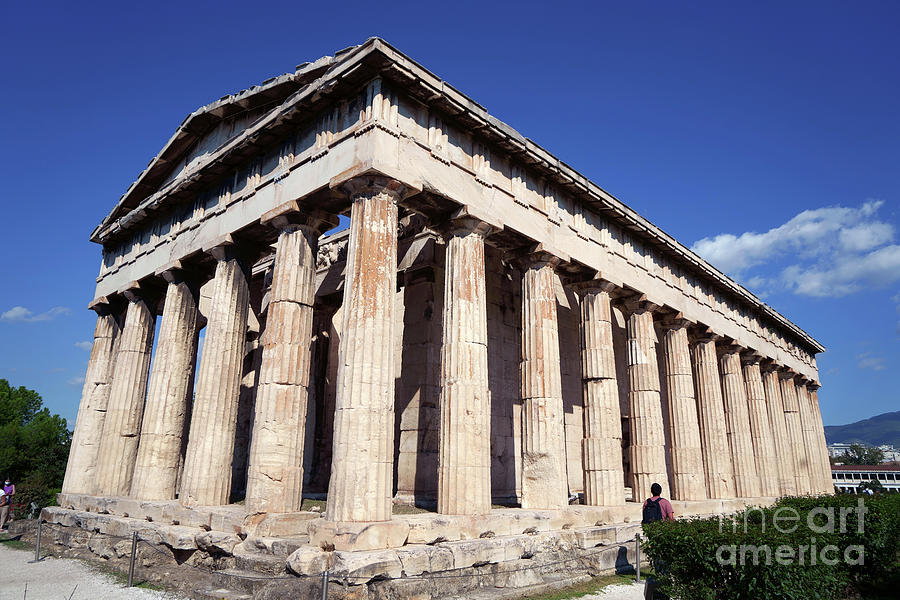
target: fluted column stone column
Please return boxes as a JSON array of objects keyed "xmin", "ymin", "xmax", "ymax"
[
  {"xmin": 742, "ymin": 356, "xmax": 779, "ymax": 497},
  {"xmin": 131, "ymin": 271, "xmax": 200, "ymax": 500},
  {"xmin": 691, "ymin": 334, "xmax": 734, "ymax": 498},
  {"xmin": 246, "ymin": 210, "xmax": 334, "ymax": 513},
  {"xmin": 96, "ymin": 289, "xmax": 157, "ymax": 496},
  {"xmin": 720, "ymin": 348, "xmax": 760, "ymax": 498},
  {"xmin": 624, "ymin": 300, "xmax": 669, "ymax": 500},
  {"xmin": 574, "ymin": 280, "xmax": 625, "ymax": 506},
  {"xmin": 661, "ymin": 318, "xmax": 705, "ymax": 500},
  {"xmin": 437, "ymin": 215, "xmax": 494, "ymax": 515},
  {"xmin": 808, "ymin": 385, "xmax": 833, "ymax": 494},
  {"xmin": 520, "ymin": 251, "xmax": 568, "ymax": 510},
  {"xmin": 761, "ymin": 364, "xmax": 796, "ymax": 496},
  {"xmin": 780, "ymin": 370, "xmax": 810, "ymax": 494},
  {"xmin": 180, "ymin": 245, "xmax": 251, "ymax": 506},
  {"xmin": 325, "ymin": 177, "xmax": 405, "ymax": 523},
  {"xmin": 796, "ymin": 379, "xmax": 822, "ymax": 493},
  {"xmin": 63, "ymin": 302, "xmax": 122, "ymax": 495}
]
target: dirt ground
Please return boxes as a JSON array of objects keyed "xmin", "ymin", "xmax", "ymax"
[{"xmin": 0, "ymin": 544, "xmax": 185, "ymax": 600}]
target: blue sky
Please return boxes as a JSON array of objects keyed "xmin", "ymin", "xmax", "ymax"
[{"xmin": 1, "ymin": 1, "xmax": 897, "ymax": 427}]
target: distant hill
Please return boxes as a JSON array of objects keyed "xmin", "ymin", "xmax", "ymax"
[{"xmin": 824, "ymin": 411, "xmax": 900, "ymax": 447}]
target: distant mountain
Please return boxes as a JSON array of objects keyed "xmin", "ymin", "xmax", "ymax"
[{"xmin": 824, "ymin": 411, "xmax": 900, "ymax": 447}]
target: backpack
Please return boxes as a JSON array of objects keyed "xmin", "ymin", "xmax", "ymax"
[{"xmin": 642, "ymin": 497, "xmax": 662, "ymax": 524}]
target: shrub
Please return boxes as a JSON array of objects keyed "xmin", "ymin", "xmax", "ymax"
[{"xmin": 641, "ymin": 494, "xmax": 900, "ymax": 600}]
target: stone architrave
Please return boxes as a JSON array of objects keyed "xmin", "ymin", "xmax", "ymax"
[
  {"xmin": 808, "ymin": 385, "xmax": 833, "ymax": 494},
  {"xmin": 130, "ymin": 270, "xmax": 200, "ymax": 501},
  {"xmin": 761, "ymin": 364, "xmax": 796, "ymax": 496},
  {"xmin": 520, "ymin": 251, "xmax": 568, "ymax": 510},
  {"xmin": 437, "ymin": 215, "xmax": 494, "ymax": 516},
  {"xmin": 624, "ymin": 301, "xmax": 670, "ymax": 500},
  {"xmin": 691, "ymin": 333, "xmax": 734, "ymax": 498},
  {"xmin": 62, "ymin": 302, "xmax": 122, "ymax": 495},
  {"xmin": 245, "ymin": 209, "xmax": 334, "ymax": 514},
  {"xmin": 719, "ymin": 348, "xmax": 761, "ymax": 498},
  {"xmin": 742, "ymin": 357, "xmax": 780, "ymax": 497},
  {"xmin": 573, "ymin": 280, "xmax": 625, "ymax": 506},
  {"xmin": 96, "ymin": 289, "xmax": 156, "ymax": 496},
  {"xmin": 180, "ymin": 245, "xmax": 251, "ymax": 506},
  {"xmin": 325, "ymin": 177, "xmax": 406, "ymax": 523},
  {"xmin": 660, "ymin": 318, "xmax": 705, "ymax": 500},
  {"xmin": 779, "ymin": 371, "xmax": 810, "ymax": 495},
  {"xmin": 796, "ymin": 380, "xmax": 823, "ymax": 493}
]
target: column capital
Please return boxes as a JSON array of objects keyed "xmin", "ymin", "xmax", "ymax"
[
  {"xmin": 121, "ymin": 280, "xmax": 162, "ymax": 305},
  {"xmin": 657, "ymin": 311, "xmax": 693, "ymax": 330},
  {"xmin": 759, "ymin": 359, "xmax": 781, "ymax": 374},
  {"xmin": 569, "ymin": 276, "xmax": 618, "ymax": 296},
  {"xmin": 202, "ymin": 235, "xmax": 253, "ymax": 266},
  {"xmin": 340, "ymin": 174, "xmax": 413, "ymax": 203},
  {"xmin": 621, "ymin": 293, "xmax": 660, "ymax": 315},
  {"xmin": 777, "ymin": 367, "xmax": 797, "ymax": 381},
  {"xmin": 689, "ymin": 325, "xmax": 722, "ymax": 345},
  {"xmin": 437, "ymin": 206, "xmax": 502, "ymax": 239},
  {"xmin": 261, "ymin": 200, "xmax": 338, "ymax": 234},
  {"xmin": 715, "ymin": 338, "xmax": 744, "ymax": 358},
  {"xmin": 807, "ymin": 382, "xmax": 821, "ymax": 392},
  {"xmin": 740, "ymin": 350, "xmax": 765, "ymax": 366},
  {"xmin": 506, "ymin": 241, "xmax": 569, "ymax": 270},
  {"xmin": 87, "ymin": 295, "xmax": 124, "ymax": 316}
]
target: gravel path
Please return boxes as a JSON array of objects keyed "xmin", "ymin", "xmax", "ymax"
[
  {"xmin": 0, "ymin": 545, "xmax": 184, "ymax": 600},
  {"xmin": 578, "ymin": 581, "xmax": 647, "ymax": 599}
]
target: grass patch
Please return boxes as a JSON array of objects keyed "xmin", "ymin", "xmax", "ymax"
[
  {"xmin": 392, "ymin": 504, "xmax": 432, "ymax": 515},
  {"xmin": 89, "ymin": 560, "xmax": 164, "ymax": 591},
  {"xmin": 523, "ymin": 572, "xmax": 643, "ymax": 600},
  {"xmin": 300, "ymin": 498, "xmax": 326, "ymax": 512},
  {"xmin": 0, "ymin": 533, "xmax": 31, "ymax": 551}
]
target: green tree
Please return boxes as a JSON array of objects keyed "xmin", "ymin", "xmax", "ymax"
[
  {"xmin": 838, "ymin": 443, "xmax": 884, "ymax": 465},
  {"xmin": 0, "ymin": 379, "xmax": 71, "ymax": 516},
  {"xmin": 858, "ymin": 479, "xmax": 886, "ymax": 494}
]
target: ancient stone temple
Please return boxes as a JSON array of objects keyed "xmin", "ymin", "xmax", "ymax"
[{"xmin": 50, "ymin": 39, "xmax": 830, "ymax": 597}]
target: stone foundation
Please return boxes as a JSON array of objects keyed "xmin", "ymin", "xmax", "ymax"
[{"xmin": 31, "ymin": 493, "xmax": 774, "ymax": 599}]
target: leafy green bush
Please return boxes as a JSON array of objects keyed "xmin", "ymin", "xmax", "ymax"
[{"xmin": 641, "ymin": 494, "xmax": 900, "ymax": 600}]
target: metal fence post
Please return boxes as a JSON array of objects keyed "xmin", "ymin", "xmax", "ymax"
[
  {"xmin": 29, "ymin": 520, "xmax": 42, "ymax": 563},
  {"xmin": 635, "ymin": 534, "xmax": 641, "ymax": 583},
  {"xmin": 127, "ymin": 531, "xmax": 138, "ymax": 587},
  {"xmin": 320, "ymin": 569, "xmax": 330, "ymax": 600}
]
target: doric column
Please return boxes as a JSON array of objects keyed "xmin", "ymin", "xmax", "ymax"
[
  {"xmin": 437, "ymin": 214, "xmax": 494, "ymax": 515},
  {"xmin": 624, "ymin": 300, "xmax": 669, "ymax": 500},
  {"xmin": 796, "ymin": 379, "xmax": 822, "ymax": 493},
  {"xmin": 520, "ymin": 251, "xmax": 568, "ymax": 510},
  {"xmin": 761, "ymin": 363, "xmax": 796, "ymax": 496},
  {"xmin": 742, "ymin": 356, "xmax": 779, "ymax": 497},
  {"xmin": 719, "ymin": 347, "xmax": 761, "ymax": 498},
  {"xmin": 779, "ymin": 370, "xmax": 810, "ymax": 494},
  {"xmin": 573, "ymin": 279, "xmax": 625, "ymax": 506},
  {"xmin": 63, "ymin": 301, "xmax": 122, "ymax": 495},
  {"xmin": 130, "ymin": 270, "xmax": 200, "ymax": 500},
  {"xmin": 180, "ymin": 244, "xmax": 251, "ymax": 506},
  {"xmin": 660, "ymin": 317, "xmax": 705, "ymax": 500},
  {"xmin": 96, "ymin": 288, "xmax": 156, "ymax": 496},
  {"xmin": 245, "ymin": 209, "xmax": 334, "ymax": 513},
  {"xmin": 691, "ymin": 333, "xmax": 734, "ymax": 498},
  {"xmin": 808, "ymin": 384, "xmax": 833, "ymax": 494},
  {"xmin": 325, "ymin": 177, "xmax": 405, "ymax": 523}
]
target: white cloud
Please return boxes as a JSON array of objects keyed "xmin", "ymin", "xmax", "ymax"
[
  {"xmin": 692, "ymin": 200, "xmax": 900, "ymax": 299},
  {"xmin": 856, "ymin": 352, "xmax": 886, "ymax": 371},
  {"xmin": 691, "ymin": 200, "xmax": 893, "ymax": 276},
  {"xmin": 74, "ymin": 341, "xmax": 93, "ymax": 351},
  {"xmin": 67, "ymin": 375, "xmax": 85, "ymax": 386},
  {"xmin": 1, "ymin": 306, "xmax": 71, "ymax": 322}
]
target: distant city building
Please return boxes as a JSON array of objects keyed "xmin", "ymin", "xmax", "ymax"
[
  {"xmin": 832, "ymin": 464, "xmax": 900, "ymax": 493},
  {"xmin": 827, "ymin": 442, "xmax": 900, "ymax": 463}
]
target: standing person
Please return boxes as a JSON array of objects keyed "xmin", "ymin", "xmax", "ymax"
[
  {"xmin": 641, "ymin": 482, "xmax": 673, "ymax": 600},
  {"xmin": 641, "ymin": 482, "xmax": 674, "ymax": 523},
  {"xmin": 0, "ymin": 477, "xmax": 14, "ymax": 529}
]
